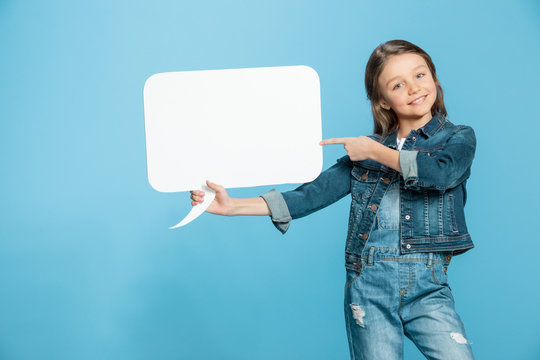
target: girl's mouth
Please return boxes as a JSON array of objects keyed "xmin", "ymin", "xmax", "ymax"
[{"xmin": 410, "ymin": 95, "xmax": 427, "ymax": 105}]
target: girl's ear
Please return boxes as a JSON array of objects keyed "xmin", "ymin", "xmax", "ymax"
[{"xmin": 380, "ymin": 101, "xmax": 390, "ymax": 110}]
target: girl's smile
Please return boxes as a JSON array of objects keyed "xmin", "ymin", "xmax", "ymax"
[{"xmin": 409, "ymin": 95, "xmax": 427, "ymax": 105}]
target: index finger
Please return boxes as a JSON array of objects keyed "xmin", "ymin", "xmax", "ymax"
[{"xmin": 319, "ymin": 137, "xmax": 352, "ymax": 146}]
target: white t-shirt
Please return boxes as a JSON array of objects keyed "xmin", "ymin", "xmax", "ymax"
[{"xmin": 397, "ymin": 137, "xmax": 406, "ymax": 151}]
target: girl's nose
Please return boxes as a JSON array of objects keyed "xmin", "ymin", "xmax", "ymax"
[{"xmin": 409, "ymin": 82, "xmax": 421, "ymax": 94}]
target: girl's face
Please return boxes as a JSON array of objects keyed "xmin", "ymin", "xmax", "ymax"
[{"xmin": 377, "ymin": 53, "xmax": 437, "ymax": 124}]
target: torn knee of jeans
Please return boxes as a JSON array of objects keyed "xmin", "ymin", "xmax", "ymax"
[
  {"xmin": 450, "ymin": 332, "xmax": 468, "ymax": 344},
  {"xmin": 350, "ymin": 304, "xmax": 366, "ymax": 327}
]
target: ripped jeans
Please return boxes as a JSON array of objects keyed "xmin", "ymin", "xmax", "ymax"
[{"xmin": 344, "ymin": 182, "xmax": 474, "ymax": 360}]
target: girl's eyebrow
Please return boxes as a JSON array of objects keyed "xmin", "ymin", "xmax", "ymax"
[{"xmin": 385, "ymin": 64, "xmax": 428, "ymax": 86}]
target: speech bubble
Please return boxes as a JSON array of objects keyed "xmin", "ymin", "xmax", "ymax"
[{"xmin": 143, "ymin": 65, "xmax": 322, "ymax": 228}]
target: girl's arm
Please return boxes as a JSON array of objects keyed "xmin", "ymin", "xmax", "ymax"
[
  {"xmin": 190, "ymin": 180, "xmax": 270, "ymax": 216},
  {"xmin": 398, "ymin": 126, "xmax": 476, "ymax": 191},
  {"xmin": 320, "ymin": 136, "xmax": 401, "ymax": 172},
  {"xmin": 368, "ymin": 142, "xmax": 401, "ymax": 172},
  {"xmin": 321, "ymin": 125, "xmax": 476, "ymax": 191},
  {"xmin": 191, "ymin": 156, "xmax": 353, "ymax": 233}
]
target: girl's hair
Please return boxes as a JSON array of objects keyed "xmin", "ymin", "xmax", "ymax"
[{"xmin": 365, "ymin": 40, "xmax": 447, "ymax": 135}]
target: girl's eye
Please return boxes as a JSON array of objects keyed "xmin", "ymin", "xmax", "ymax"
[
  {"xmin": 417, "ymin": 73, "xmax": 425, "ymax": 79},
  {"xmin": 393, "ymin": 83, "xmax": 403, "ymax": 90}
]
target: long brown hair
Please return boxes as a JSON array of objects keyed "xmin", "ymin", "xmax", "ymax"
[{"xmin": 365, "ymin": 40, "xmax": 447, "ymax": 135}]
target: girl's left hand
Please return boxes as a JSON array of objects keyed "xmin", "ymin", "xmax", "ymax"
[{"xmin": 320, "ymin": 136, "xmax": 376, "ymax": 161}]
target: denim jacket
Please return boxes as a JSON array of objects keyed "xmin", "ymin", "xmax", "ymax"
[{"xmin": 261, "ymin": 114, "xmax": 476, "ymax": 270}]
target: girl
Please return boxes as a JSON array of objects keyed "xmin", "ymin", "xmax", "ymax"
[{"xmin": 190, "ymin": 40, "xmax": 476, "ymax": 360}]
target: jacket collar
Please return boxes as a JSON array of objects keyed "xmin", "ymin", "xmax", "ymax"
[
  {"xmin": 419, "ymin": 113, "xmax": 445, "ymax": 138},
  {"xmin": 379, "ymin": 113, "xmax": 446, "ymax": 147}
]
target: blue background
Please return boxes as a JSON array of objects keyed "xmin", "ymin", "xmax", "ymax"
[{"xmin": 1, "ymin": 0, "xmax": 539, "ymax": 359}]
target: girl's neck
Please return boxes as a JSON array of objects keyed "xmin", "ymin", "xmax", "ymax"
[{"xmin": 397, "ymin": 114, "xmax": 434, "ymax": 139}]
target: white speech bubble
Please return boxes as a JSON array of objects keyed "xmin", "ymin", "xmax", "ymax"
[{"xmin": 143, "ymin": 65, "xmax": 322, "ymax": 228}]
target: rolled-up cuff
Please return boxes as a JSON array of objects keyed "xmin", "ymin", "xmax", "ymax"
[
  {"xmin": 399, "ymin": 150, "xmax": 418, "ymax": 185},
  {"xmin": 260, "ymin": 189, "xmax": 292, "ymax": 234}
]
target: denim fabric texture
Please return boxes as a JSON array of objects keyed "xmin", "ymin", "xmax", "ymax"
[
  {"xmin": 343, "ymin": 180, "xmax": 474, "ymax": 359},
  {"xmin": 260, "ymin": 114, "xmax": 476, "ymax": 271}
]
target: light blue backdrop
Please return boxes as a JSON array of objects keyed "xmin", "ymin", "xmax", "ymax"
[{"xmin": 1, "ymin": 0, "xmax": 539, "ymax": 359}]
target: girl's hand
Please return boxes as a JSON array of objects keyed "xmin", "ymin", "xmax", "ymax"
[
  {"xmin": 190, "ymin": 180, "xmax": 234, "ymax": 216},
  {"xmin": 320, "ymin": 136, "xmax": 376, "ymax": 161}
]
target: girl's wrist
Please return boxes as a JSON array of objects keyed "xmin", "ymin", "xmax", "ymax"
[
  {"xmin": 368, "ymin": 140, "xmax": 383, "ymax": 161},
  {"xmin": 228, "ymin": 198, "xmax": 240, "ymax": 216},
  {"xmin": 369, "ymin": 141, "xmax": 401, "ymax": 172},
  {"xmin": 229, "ymin": 197, "xmax": 270, "ymax": 216}
]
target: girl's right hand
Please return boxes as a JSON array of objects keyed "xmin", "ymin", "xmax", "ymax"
[{"xmin": 190, "ymin": 180, "xmax": 234, "ymax": 216}]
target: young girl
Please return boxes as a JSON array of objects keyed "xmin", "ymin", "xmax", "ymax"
[{"xmin": 190, "ymin": 40, "xmax": 476, "ymax": 360}]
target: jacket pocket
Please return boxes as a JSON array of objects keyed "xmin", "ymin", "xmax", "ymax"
[{"xmin": 351, "ymin": 167, "xmax": 379, "ymax": 201}]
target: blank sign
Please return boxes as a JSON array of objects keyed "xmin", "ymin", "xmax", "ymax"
[{"xmin": 143, "ymin": 65, "xmax": 322, "ymax": 226}]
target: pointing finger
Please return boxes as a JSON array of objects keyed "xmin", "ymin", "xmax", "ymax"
[{"xmin": 320, "ymin": 137, "xmax": 351, "ymax": 146}]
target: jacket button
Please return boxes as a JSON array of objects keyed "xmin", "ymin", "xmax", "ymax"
[
  {"xmin": 382, "ymin": 177, "xmax": 390, "ymax": 184},
  {"xmin": 369, "ymin": 204, "xmax": 377, "ymax": 211},
  {"xmin": 353, "ymin": 262, "xmax": 362, "ymax": 269},
  {"xmin": 406, "ymin": 244, "xmax": 411, "ymax": 249},
  {"xmin": 405, "ymin": 215, "xmax": 411, "ymax": 220},
  {"xmin": 359, "ymin": 233, "xmax": 368, "ymax": 240},
  {"xmin": 361, "ymin": 172, "xmax": 368, "ymax": 180},
  {"xmin": 445, "ymin": 255, "xmax": 452, "ymax": 262},
  {"xmin": 412, "ymin": 136, "xmax": 416, "ymax": 141}
]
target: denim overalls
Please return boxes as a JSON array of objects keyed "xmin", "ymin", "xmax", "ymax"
[{"xmin": 343, "ymin": 170, "xmax": 475, "ymax": 359}]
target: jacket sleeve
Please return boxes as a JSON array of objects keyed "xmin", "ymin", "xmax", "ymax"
[
  {"xmin": 399, "ymin": 125, "xmax": 476, "ymax": 191},
  {"xmin": 260, "ymin": 155, "xmax": 352, "ymax": 234}
]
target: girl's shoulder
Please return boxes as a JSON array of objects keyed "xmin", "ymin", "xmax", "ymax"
[
  {"xmin": 435, "ymin": 117, "xmax": 476, "ymax": 145},
  {"xmin": 434, "ymin": 115, "xmax": 475, "ymax": 135}
]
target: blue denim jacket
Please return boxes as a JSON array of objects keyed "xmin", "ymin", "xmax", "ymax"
[{"xmin": 261, "ymin": 114, "xmax": 476, "ymax": 270}]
